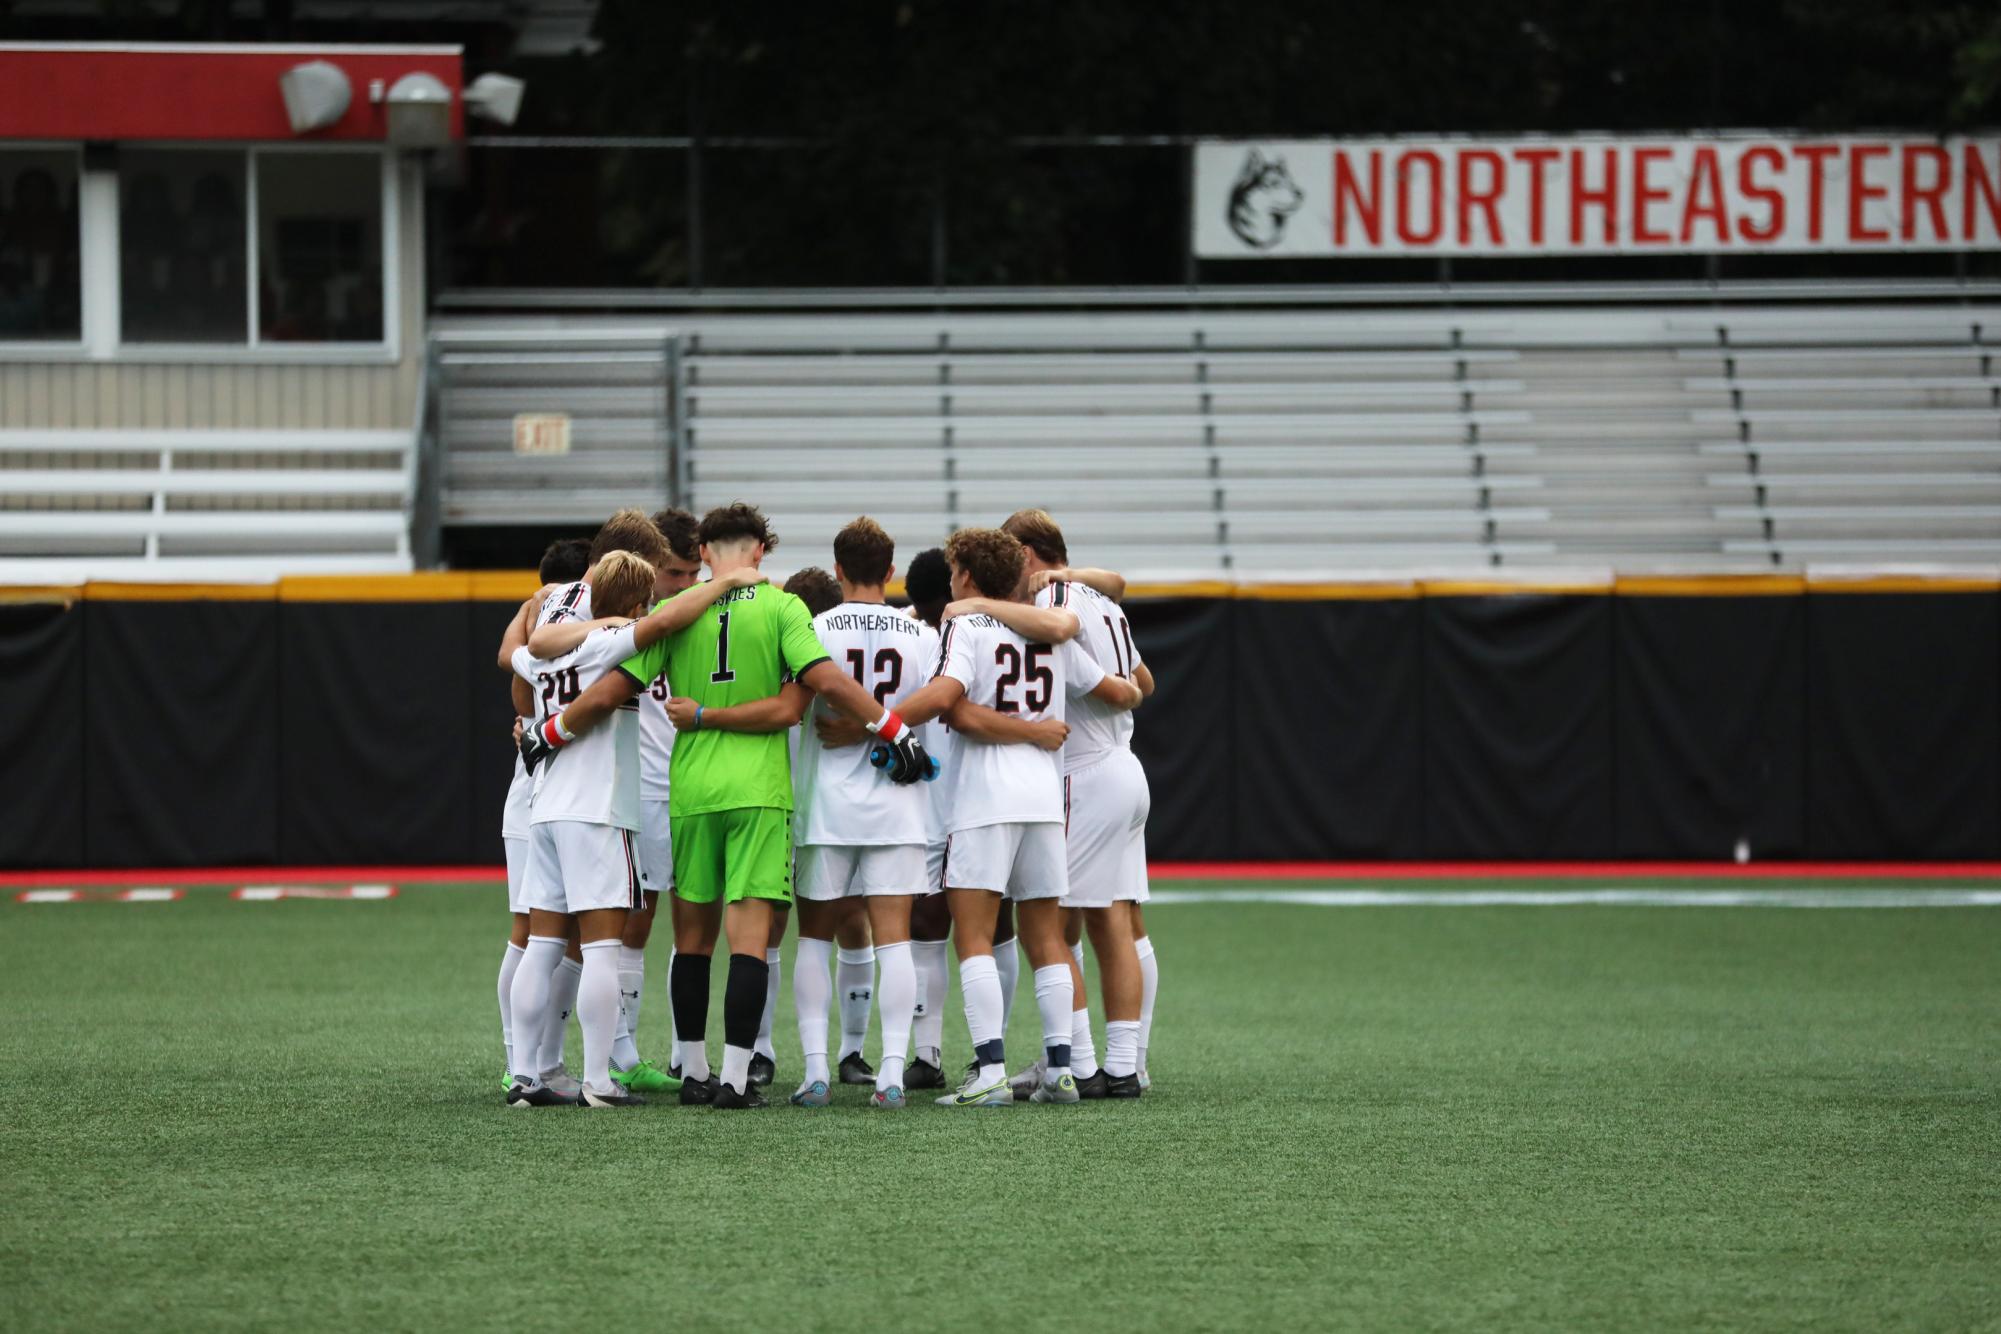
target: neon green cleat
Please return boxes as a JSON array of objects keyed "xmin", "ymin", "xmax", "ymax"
[
  {"xmin": 502, "ymin": 1072, "xmax": 514, "ymax": 1092},
  {"xmin": 611, "ymin": 1059, "xmax": 682, "ymax": 1093}
]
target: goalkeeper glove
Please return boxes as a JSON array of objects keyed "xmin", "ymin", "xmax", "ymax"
[{"xmin": 518, "ymin": 714, "xmax": 575, "ymax": 774}]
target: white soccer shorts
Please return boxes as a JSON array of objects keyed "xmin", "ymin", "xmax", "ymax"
[
  {"xmin": 503, "ymin": 834, "xmax": 530, "ymax": 915},
  {"xmin": 1061, "ymin": 748, "xmax": 1152, "ymax": 909},
  {"xmin": 796, "ymin": 842, "xmax": 930, "ymax": 901},
  {"xmin": 925, "ymin": 840, "xmax": 946, "ymax": 897},
  {"xmin": 635, "ymin": 799, "xmax": 673, "ymax": 895},
  {"xmin": 941, "ymin": 821, "xmax": 1068, "ymax": 902},
  {"xmin": 523, "ymin": 819, "xmax": 648, "ymax": 915}
]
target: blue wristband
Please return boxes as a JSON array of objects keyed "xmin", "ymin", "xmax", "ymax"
[{"xmin": 694, "ymin": 704, "xmax": 704, "ymax": 731}]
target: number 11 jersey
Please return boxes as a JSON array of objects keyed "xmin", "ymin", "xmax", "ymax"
[{"xmin": 934, "ymin": 613, "xmax": 1105, "ymax": 831}]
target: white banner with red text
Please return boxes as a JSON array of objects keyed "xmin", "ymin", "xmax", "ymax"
[{"xmin": 1193, "ymin": 135, "xmax": 2001, "ymax": 258}]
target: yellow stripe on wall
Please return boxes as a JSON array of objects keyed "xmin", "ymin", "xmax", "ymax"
[{"xmin": 5, "ymin": 571, "xmax": 1997, "ymax": 603}]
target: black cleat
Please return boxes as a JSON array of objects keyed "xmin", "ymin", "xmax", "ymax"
[
  {"xmin": 905, "ymin": 1057, "xmax": 946, "ymax": 1090},
  {"xmin": 713, "ymin": 1081, "xmax": 769, "ymax": 1109},
  {"xmin": 1074, "ymin": 1069, "xmax": 1111, "ymax": 1100},
  {"xmin": 506, "ymin": 1079, "xmax": 579, "ymax": 1109},
  {"xmin": 580, "ymin": 1083, "xmax": 646, "ymax": 1108},
  {"xmin": 678, "ymin": 1074, "xmax": 719, "ymax": 1106},
  {"xmin": 747, "ymin": 1052, "xmax": 776, "ymax": 1087},
  {"xmin": 838, "ymin": 1052, "xmax": 876, "ymax": 1086},
  {"xmin": 1103, "ymin": 1071, "xmax": 1143, "ymax": 1099},
  {"xmin": 667, "ymin": 1063, "xmax": 683, "ymax": 1081}
]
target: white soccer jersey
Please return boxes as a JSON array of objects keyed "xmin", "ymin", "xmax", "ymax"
[
  {"xmin": 1036, "ymin": 579, "xmax": 1143, "ymax": 774},
  {"xmin": 637, "ymin": 674, "xmax": 676, "ymax": 804},
  {"xmin": 502, "ymin": 580, "xmax": 600, "ymax": 838},
  {"xmin": 512, "ymin": 621, "xmax": 643, "ymax": 831},
  {"xmin": 935, "ymin": 612, "xmax": 1104, "ymax": 830},
  {"xmin": 794, "ymin": 602, "xmax": 939, "ymax": 847}
]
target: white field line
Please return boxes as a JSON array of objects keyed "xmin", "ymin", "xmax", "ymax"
[{"xmin": 1147, "ymin": 887, "xmax": 2001, "ymax": 909}]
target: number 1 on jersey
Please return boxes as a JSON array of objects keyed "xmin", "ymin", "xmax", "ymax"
[{"xmin": 711, "ymin": 611, "xmax": 735, "ymax": 683}]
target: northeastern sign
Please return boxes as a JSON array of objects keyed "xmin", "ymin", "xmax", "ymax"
[{"xmin": 1194, "ymin": 135, "xmax": 2001, "ymax": 258}]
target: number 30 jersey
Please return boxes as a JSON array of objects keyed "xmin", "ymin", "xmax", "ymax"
[
  {"xmin": 935, "ymin": 613, "xmax": 1105, "ymax": 831},
  {"xmin": 619, "ymin": 583, "xmax": 831, "ymax": 817},
  {"xmin": 794, "ymin": 602, "xmax": 940, "ymax": 848},
  {"xmin": 512, "ymin": 621, "xmax": 643, "ymax": 831}
]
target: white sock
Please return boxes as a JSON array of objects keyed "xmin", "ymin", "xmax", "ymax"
[
  {"xmin": 874, "ymin": 940, "xmax": 915, "ymax": 1091},
  {"xmin": 508, "ymin": 936, "xmax": 563, "ymax": 1082},
  {"xmin": 996, "ymin": 939, "xmax": 1021, "ymax": 1033},
  {"xmin": 756, "ymin": 947, "xmax": 781, "ymax": 1060},
  {"xmin": 1136, "ymin": 936, "xmax": 1158, "ymax": 1075},
  {"xmin": 836, "ymin": 946, "xmax": 874, "ymax": 1060},
  {"xmin": 538, "ymin": 955, "xmax": 582, "ymax": 1073},
  {"xmin": 577, "ymin": 939, "xmax": 620, "ymax": 1090},
  {"xmin": 497, "ymin": 942, "xmax": 525, "ymax": 1074},
  {"xmin": 676, "ymin": 1037, "xmax": 710, "ymax": 1084},
  {"xmin": 1070, "ymin": 939, "xmax": 1085, "ymax": 973},
  {"xmin": 612, "ymin": 945, "xmax": 644, "ymax": 1071},
  {"xmin": 910, "ymin": 940, "xmax": 948, "ymax": 1064},
  {"xmin": 794, "ymin": 937, "xmax": 833, "ymax": 1086},
  {"xmin": 1032, "ymin": 964, "xmax": 1074, "ymax": 1079},
  {"xmin": 1071, "ymin": 1006, "xmax": 1099, "ymax": 1079},
  {"xmin": 666, "ymin": 947, "xmax": 679, "ymax": 1058},
  {"xmin": 959, "ymin": 953, "xmax": 1006, "ymax": 1083},
  {"xmin": 721, "ymin": 1043, "xmax": 753, "ymax": 1095},
  {"xmin": 1105, "ymin": 1019, "xmax": 1140, "ymax": 1078}
]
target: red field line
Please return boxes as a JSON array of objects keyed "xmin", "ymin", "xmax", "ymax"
[{"xmin": 6, "ymin": 860, "xmax": 2001, "ymax": 888}]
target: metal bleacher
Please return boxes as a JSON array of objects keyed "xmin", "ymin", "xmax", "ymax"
[
  {"xmin": 423, "ymin": 289, "xmax": 2001, "ymax": 579},
  {"xmin": 0, "ymin": 426, "xmax": 419, "ymax": 582}
]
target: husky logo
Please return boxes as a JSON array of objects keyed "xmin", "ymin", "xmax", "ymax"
[{"xmin": 1227, "ymin": 149, "xmax": 1304, "ymax": 249}]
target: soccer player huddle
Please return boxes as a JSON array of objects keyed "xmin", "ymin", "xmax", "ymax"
[{"xmin": 496, "ymin": 503, "xmax": 1160, "ymax": 1110}]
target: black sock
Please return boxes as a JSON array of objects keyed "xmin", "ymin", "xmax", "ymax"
[
  {"xmin": 670, "ymin": 952, "xmax": 711, "ymax": 1050},
  {"xmin": 974, "ymin": 1038, "xmax": 1006, "ymax": 1068},
  {"xmin": 723, "ymin": 953, "xmax": 769, "ymax": 1052}
]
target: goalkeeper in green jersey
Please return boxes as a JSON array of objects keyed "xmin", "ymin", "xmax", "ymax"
[{"xmin": 519, "ymin": 503, "xmax": 930, "ymax": 1108}]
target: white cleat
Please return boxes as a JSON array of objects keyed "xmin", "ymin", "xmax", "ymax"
[
  {"xmin": 579, "ymin": 1081, "xmax": 645, "ymax": 1108},
  {"xmin": 1137, "ymin": 1066, "xmax": 1151, "ymax": 1092},
  {"xmin": 1007, "ymin": 1058, "xmax": 1047, "ymax": 1099},
  {"xmin": 539, "ymin": 1065, "xmax": 583, "ymax": 1097},
  {"xmin": 936, "ymin": 1071, "xmax": 1014, "ymax": 1107},
  {"xmin": 1030, "ymin": 1072, "xmax": 1080, "ymax": 1104}
]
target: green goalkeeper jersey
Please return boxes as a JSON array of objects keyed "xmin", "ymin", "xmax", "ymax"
[{"xmin": 618, "ymin": 582, "xmax": 830, "ymax": 816}]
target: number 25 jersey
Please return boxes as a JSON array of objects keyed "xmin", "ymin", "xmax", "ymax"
[{"xmin": 935, "ymin": 613, "xmax": 1105, "ymax": 831}]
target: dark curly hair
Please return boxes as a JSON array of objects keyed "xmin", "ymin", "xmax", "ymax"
[{"xmin": 697, "ymin": 502, "xmax": 778, "ymax": 552}]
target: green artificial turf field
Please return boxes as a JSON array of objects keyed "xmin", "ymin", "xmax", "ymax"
[{"xmin": 1, "ymin": 879, "xmax": 1996, "ymax": 1332}]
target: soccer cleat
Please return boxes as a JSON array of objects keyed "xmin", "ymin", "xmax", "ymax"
[
  {"xmin": 789, "ymin": 1079, "xmax": 832, "ymax": 1107},
  {"xmin": 678, "ymin": 1074, "xmax": 719, "ymax": 1106},
  {"xmin": 837, "ymin": 1052, "xmax": 876, "ymax": 1085},
  {"xmin": 501, "ymin": 1072, "xmax": 513, "ymax": 1092},
  {"xmin": 611, "ymin": 1059, "xmax": 682, "ymax": 1093},
  {"xmin": 538, "ymin": 1065, "xmax": 582, "ymax": 1098},
  {"xmin": 1007, "ymin": 1058, "xmax": 1047, "ymax": 1099},
  {"xmin": 667, "ymin": 1063, "xmax": 683, "ymax": 1081},
  {"xmin": 747, "ymin": 1052, "xmax": 776, "ymax": 1088},
  {"xmin": 935, "ymin": 1071, "xmax": 1013, "ymax": 1108},
  {"xmin": 580, "ymin": 1082, "xmax": 646, "ymax": 1108},
  {"xmin": 870, "ymin": 1086, "xmax": 907, "ymax": 1110},
  {"xmin": 905, "ymin": 1056, "xmax": 946, "ymax": 1090},
  {"xmin": 1137, "ymin": 1068, "xmax": 1151, "ymax": 1092},
  {"xmin": 1104, "ymin": 1071, "xmax": 1143, "ymax": 1099},
  {"xmin": 506, "ymin": 1078, "xmax": 579, "ymax": 1109},
  {"xmin": 1074, "ymin": 1069, "xmax": 1111, "ymax": 1100},
  {"xmin": 1030, "ymin": 1072, "xmax": 1080, "ymax": 1104},
  {"xmin": 713, "ymin": 1081, "xmax": 769, "ymax": 1109}
]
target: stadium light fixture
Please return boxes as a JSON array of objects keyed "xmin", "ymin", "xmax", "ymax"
[
  {"xmin": 278, "ymin": 60, "xmax": 353, "ymax": 135},
  {"xmin": 383, "ymin": 71, "xmax": 453, "ymax": 148},
  {"xmin": 464, "ymin": 73, "xmax": 526, "ymax": 127}
]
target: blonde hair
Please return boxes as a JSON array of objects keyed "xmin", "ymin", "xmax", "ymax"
[{"xmin": 590, "ymin": 550, "xmax": 657, "ymax": 618}]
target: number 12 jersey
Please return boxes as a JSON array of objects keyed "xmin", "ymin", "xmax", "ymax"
[{"xmin": 794, "ymin": 602, "xmax": 940, "ymax": 848}]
